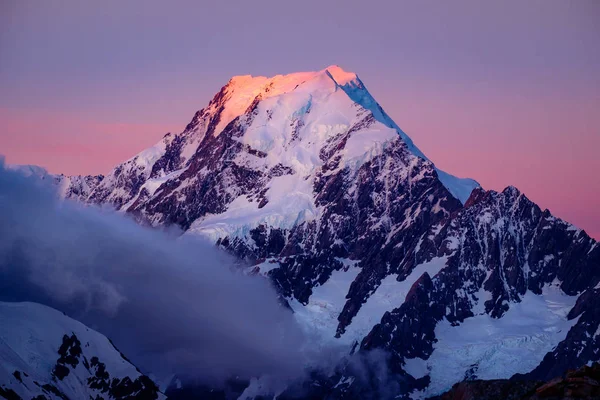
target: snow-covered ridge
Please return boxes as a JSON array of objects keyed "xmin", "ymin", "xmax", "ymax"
[
  {"xmin": 0, "ymin": 301, "xmax": 163, "ymax": 400},
  {"xmin": 208, "ymin": 65, "xmax": 478, "ymax": 203},
  {"xmin": 52, "ymin": 65, "xmax": 476, "ymax": 213}
]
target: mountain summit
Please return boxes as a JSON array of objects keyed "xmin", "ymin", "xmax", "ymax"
[
  {"xmin": 18, "ymin": 67, "xmax": 600, "ymax": 398},
  {"xmin": 60, "ymin": 65, "xmax": 478, "ymax": 213}
]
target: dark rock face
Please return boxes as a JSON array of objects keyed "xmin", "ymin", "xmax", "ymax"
[
  {"xmin": 87, "ymin": 355, "xmax": 160, "ymax": 400},
  {"xmin": 52, "ymin": 334, "xmax": 82, "ymax": 380},
  {"xmin": 89, "ymin": 159, "xmax": 154, "ymax": 210},
  {"xmin": 4, "ymin": 331, "xmax": 162, "ymax": 400},
  {"xmin": 150, "ymin": 133, "xmax": 186, "ymax": 179},
  {"xmin": 431, "ymin": 379, "xmax": 542, "ymax": 400},
  {"xmin": 129, "ymin": 115, "xmax": 267, "ymax": 229},
  {"xmin": 435, "ymin": 362, "xmax": 600, "ymax": 400},
  {"xmin": 0, "ymin": 386, "xmax": 21, "ymax": 400},
  {"xmin": 363, "ymin": 272, "xmax": 441, "ymax": 361}
]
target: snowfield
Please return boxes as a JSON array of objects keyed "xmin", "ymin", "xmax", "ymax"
[
  {"xmin": 0, "ymin": 302, "xmax": 164, "ymax": 400},
  {"xmin": 411, "ymin": 282, "xmax": 579, "ymax": 398}
]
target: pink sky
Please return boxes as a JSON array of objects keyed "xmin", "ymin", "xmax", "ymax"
[
  {"xmin": 0, "ymin": 0, "xmax": 598, "ymax": 239},
  {"xmin": 0, "ymin": 108, "xmax": 178, "ymax": 174}
]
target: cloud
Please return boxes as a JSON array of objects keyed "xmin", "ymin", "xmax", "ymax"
[{"xmin": 0, "ymin": 160, "xmax": 309, "ymax": 385}]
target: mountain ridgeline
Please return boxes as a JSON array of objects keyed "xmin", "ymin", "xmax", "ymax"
[
  {"xmin": 0, "ymin": 302, "xmax": 164, "ymax": 400},
  {"xmin": 12, "ymin": 66, "xmax": 600, "ymax": 399}
]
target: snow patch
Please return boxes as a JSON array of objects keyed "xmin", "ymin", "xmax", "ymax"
[
  {"xmin": 404, "ymin": 357, "xmax": 429, "ymax": 380},
  {"xmin": 288, "ymin": 260, "xmax": 361, "ymax": 347},
  {"xmin": 186, "ymin": 173, "xmax": 317, "ymax": 242},
  {"xmin": 436, "ymin": 170, "xmax": 479, "ymax": 205},
  {"xmin": 412, "ymin": 284, "xmax": 580, "ymax": 398},
  {"xmin": 342, "ymin": 257, "xmax": 449, "ymax": 344}
]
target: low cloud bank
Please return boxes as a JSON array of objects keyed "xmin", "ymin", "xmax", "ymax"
[{"xmin": 0, "ymin": 162, "xmax": 309, "ymax": 385}]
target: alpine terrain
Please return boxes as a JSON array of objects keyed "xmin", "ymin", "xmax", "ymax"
[
  {"xmin": 0, "ymin": 302, "xmax": 163, "ymax": 400},
  {"xmin": 3, "ymin": 66, "xmax": 599, "ymax": 399}
]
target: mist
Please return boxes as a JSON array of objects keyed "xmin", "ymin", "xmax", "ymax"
[{"xmin": 0, "ymin": 162, "xmax": 312, "ymax": 386}]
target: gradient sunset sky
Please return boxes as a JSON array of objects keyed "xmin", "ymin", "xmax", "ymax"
[{"xmin": 1, "ymin": 0, "xmax": 599, "ymax": 239}]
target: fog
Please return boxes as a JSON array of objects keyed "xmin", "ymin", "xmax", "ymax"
[{"xmin": 0, "ymin": 162, "xmax": 311, "ymax": 385}]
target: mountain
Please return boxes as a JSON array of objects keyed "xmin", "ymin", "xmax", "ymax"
[
  {"xmin": 59, "ymin": 65, "xmax": 477, "ymax": 212},
  {"xmin": 0, "ymin": 301, "xmax": 164, "ymax": 400},
  {"xmin": 357, "ymin": 186, "xmax": 600, "ymax": 397},
  {"xmin": 9, "ymin": 65, "xmax": 600, "ymax": 398}
]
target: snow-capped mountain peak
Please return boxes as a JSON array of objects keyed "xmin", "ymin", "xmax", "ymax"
[
  {"xmin": 56, "ymin": 66, "xmax": 477, "ymax": 219},
  {"xmin": 323, "ymin": 64, "xmax": 360, "ymax": 85},
  {"xmin": 12, "ymin": 66, "xmax": 598, "ymax": 398},
  {"xmin": 213, "ymin": 65, "xmax": 360, "ymax": 141}
]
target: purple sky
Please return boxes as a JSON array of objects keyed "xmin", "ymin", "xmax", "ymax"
[{"xmin": 1, "ymin": 0, "xmax": 599, "ymax": 238}]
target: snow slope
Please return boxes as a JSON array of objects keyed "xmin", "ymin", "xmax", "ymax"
[
  {"xmin": 343, "ymin": 256, "xmax": 450, "ymax": 346},
  {"xmin": 411, "ymin": 282, "xmax": 580, "ymax": 398},
  {"xmin": 0, "ymin": 301, "xmax": 163, "ymax": 400}
]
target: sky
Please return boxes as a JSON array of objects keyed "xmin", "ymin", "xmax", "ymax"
[{"xmin": 0, "ymin": 0, "xmax": 598, "ymax": 238}]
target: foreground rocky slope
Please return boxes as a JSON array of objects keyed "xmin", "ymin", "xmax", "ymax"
[
  {"xmin": 434, "ymin": 362, "xmax": 600, "ymax": 400},
  {"xmin": 352, "ymin": 186, "xmax": 600, "ymax": 397},
  {"xmin": 0, "ymin": 302, "xmax": 163, "ymax": 400},
  {"xmin": 11, "ymin": 66, "xmax": 600, "ymax": 398}
]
